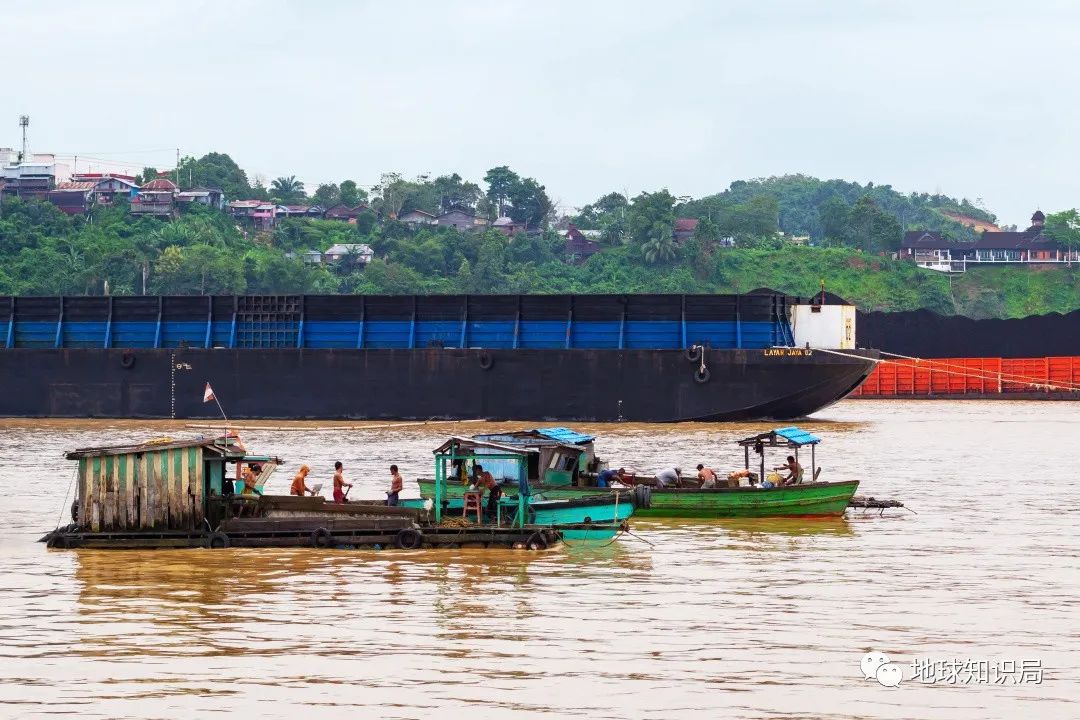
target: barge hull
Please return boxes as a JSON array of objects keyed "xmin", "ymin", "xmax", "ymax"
[{"xmin": 0, "ymin": 347, "xmax": 876, "ymax": 422}]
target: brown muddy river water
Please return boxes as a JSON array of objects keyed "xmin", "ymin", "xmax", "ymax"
[{"xmin": 1, "ymin": 400, "xmax": 1078, "ymax": 719}]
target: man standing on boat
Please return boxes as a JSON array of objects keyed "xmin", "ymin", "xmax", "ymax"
[
  {"xmin": 333, "ymin": 461, "xmax": 353, "ymax": 503},
  {"xmin": 476, "ymin": 464, "xmax": 501, "ymax": 521},
  {"xmin": 387, "ymin": 464, "xmax": 403, "ymax": 506},
  {"xmin": 291, "ymin": 464, "xmax": 314, "ymax": 496}
]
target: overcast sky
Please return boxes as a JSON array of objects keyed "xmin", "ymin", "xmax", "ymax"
[{"xmin": 3, "ymin": 0, "xmax": 1077, "ymax": 225}]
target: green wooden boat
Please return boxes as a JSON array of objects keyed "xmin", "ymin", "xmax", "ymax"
[
  {"xmin": 418, "ymin": 426, "xmax": 858, "ymax": 518},
  {"xmin": 419, "ymin": 478, "xmax": 856, "ymax": 518},
  {"xmin": 424, "ymin": 436, "xmax": 630, "ymax": 540},
  {"xmin": 627, "ymin": 481, "xmax": 858, "ymax": 518}
]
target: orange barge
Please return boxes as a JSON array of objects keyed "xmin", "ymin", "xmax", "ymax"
[{"xmin": 850, "ymin": 356, "xmax": 1080, "ymax": 399}]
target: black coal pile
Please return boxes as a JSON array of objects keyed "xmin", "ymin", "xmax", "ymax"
[{"xmin": 858, "ymin": 309, "xmax": 1080, "ymax": 358}]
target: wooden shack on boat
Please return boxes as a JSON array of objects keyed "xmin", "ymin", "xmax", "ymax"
[
  {"xmin": 66, "ymin": 436, "xmax": 256, "ymax": 532},
  {"xmin": 470, "ymin": 427, "xmax": 596, "ymax": 485}
]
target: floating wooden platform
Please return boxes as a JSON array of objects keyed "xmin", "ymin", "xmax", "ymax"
[{"xmin": 40, "ymin": 522, "xmax": 562, "ymax": 551}]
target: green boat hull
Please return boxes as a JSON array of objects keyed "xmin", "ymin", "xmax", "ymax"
[{"xmin": 418, "ymin": 479, "xmax": 859, "ymax": 518}]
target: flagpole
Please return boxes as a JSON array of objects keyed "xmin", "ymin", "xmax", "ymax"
[{"xmin": 205, "ymin": 381, "xmax": 230, "ymax": 444}]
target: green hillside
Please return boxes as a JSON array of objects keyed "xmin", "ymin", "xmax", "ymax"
[{"xmin": 1, "ymin": 155, "xmax": 1077, "ymax": 319}]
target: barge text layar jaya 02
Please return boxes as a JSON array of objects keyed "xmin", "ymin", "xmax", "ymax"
[{"xmin": 0, "ymin": 293, "xmax": 877, "ymax": 422}]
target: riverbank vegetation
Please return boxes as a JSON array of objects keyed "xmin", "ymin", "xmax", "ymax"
[{"xmin": 1, "ymin": 154, "xmax": 1077, "ymax": 319}]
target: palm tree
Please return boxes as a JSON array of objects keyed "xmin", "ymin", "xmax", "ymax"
[
  {"xmin": 641, "ymin": 223, "xmax": 677, "ymax": 264},
  {"xmin": 271, "ymin": 176, "xmax": 305, "ymax": 204}
]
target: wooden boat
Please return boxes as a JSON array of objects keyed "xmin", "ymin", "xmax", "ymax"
[
  {"xmin": 418, "ymin": 426, "xmax": 858, "ymax": 518},
  {"xmin": 416, "ymin": 436, "xmax": 633, "ymax": 541},
  {"xmin": 400, "ymin": 494, "xmax": 633, "ymax": 526},
  {"xmin": 40, "ymin": 434, "xmax": 565, "ymax": 550}
]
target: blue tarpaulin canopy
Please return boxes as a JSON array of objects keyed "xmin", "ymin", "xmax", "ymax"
[
  {"xmin": 736, "ymin": 426, "xmax": 821, "ymax": 448},
  {"xmin": 772, "ymin": 427, "xmax": 821, "ymax": 446},
  {"xmin": 534, "ymin": 427, "xmax": 595, "ymax": 445}
]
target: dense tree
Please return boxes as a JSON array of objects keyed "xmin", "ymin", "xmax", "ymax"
[
  {"xmin": 311, "ymin": 183, "xmax": 341, "ymax": 208},
  {"xmin": 432, "ymin": 173, "xmax": 481, "ymax": 213},
  {"xmin": 339, "ymin": 180, "xmax": 367, "ymax": 207},
  {"xmin": 628, "ymin": 190, "xmax": 677, "ymax": 248},
  {"xmin": 175, "ymin": 153, "xmax": 251, "ymax": 198},
  {"xmin": 483, "ymin": 166, "xmax": 520, "ymax": 215},
  {"xmin": 506, "ymin": 177, "xmax": 553, "ymax": 228},
  {"xmin": 1044, "ymin": 209, "xmax": 1080, "ymax": 259}
]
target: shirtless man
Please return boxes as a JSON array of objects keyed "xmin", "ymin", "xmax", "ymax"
[
  {"xmin": 387, "ymin": 464, "xmax": 403, "ymax": 506},
  {"xmin": 332, "ymin": 461, "xmax": 353, "ymax": 503},
  {"xmin": 476, "ymin": 464, "xmax": 501, "ymax": 521},
  {"xmin": 290, "ymin": 464, "xmax": 314, "ymax": 496},
  {"xmin": 696, "ymin": 464, "xmax": 719, "ymax": 488},
  {"xmin": 780, "ymin": 456, "xmax": 804, "ymax": 485}
]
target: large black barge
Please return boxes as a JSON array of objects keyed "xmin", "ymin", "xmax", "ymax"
[{"xmin": 0, "ymin": 293, "xmax": 877, "ymax": 421}]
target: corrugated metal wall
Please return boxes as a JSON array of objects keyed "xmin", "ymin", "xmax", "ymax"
[
  {"xmin": 77, "ymin": 447, "xmax": 205, "ymax": 532},
  {"xmin": 0, "ymin": 294, "xmax": 796, "ymax": 350}
]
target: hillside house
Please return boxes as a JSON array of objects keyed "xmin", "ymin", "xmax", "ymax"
[
  {"xmin": 436, "ymin": 209, "xmax": 489, "ymax": 232},
  {"xmin": 228, "ymin": 200, "xmax": 278, "ymax": 230},
  {"xmin": 1, "ymin": 162, "xmax": 55, "ymax": 199},
  {"xmin": 673, "ymin": 218, "xmax": 699, "ymax": 244},
  {"xmin": 323, "ymin": 243, "xmax": 374, "ymax": 265},
  {"xmin": 276, "ymin": 204, "xmax": 324, "ymax": 220},
  {"xmin": 70, "ymin": 173, "xmax": 139, "ymax": 205},
  {"xmin": 901, "ymin": 211, "xmax": 1077, "ymax": 272},
  {"xmin": 130, "ymin": 178, "xmax": 178, "ymax": 217},
  {"xmin": 492, "ymin": 216, "xmax": 527, "ymax": 236},
  {"xmin": 399, "ymin": 209, "xmax": 438, "ymax": 227},
  {"xmin": 176, "ymin": 187, "xmax": 225, "ymax": 210},
  {"xmin": 47, "ymin": 181, "xmax": 97, "ymax": 215},
  {"xmin": 564, "ymin": 224, "xmax": 601, "ymax": 263},
  {"xmin": 323, "ymin": 204, "xmax": 369, "ymax": 222}
]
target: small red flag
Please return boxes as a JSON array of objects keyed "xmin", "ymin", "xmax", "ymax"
[{"xmin": 203, "ymin": 383, "xmax": 216, "ymax": 403}]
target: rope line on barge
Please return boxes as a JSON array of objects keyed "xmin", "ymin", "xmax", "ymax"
[{"xmin": 811, "ymin": 347, "xmax": 1080, "ymax": 393}]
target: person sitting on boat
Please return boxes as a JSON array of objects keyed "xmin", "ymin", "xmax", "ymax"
[
  {"xmin": 696, "ymin": 464, "xmax": 718, "ymax": 488},
  {"xmin": 476, "ymin": 464, "xmax": 501, "ymax": 521},
  {"xmin": 780, "ymin": 456, "xmax": 804, "ymax": 485},
  {"xmin": 655, "ymin": 467, "xmax": 680, "ymax": 488},
  {"xmin": 290, "ymin": 464, "xmax": 314, "ymax": 496},
  {"xmin": 241, "ymin": 465, "xmax": 261, "ymax": 495},
  {"xmin": 332, "ymin": 461, "xmax": 353, "ymax": 503},
  {"xmin": 596, "ymin": 467, "xmax": 626, "ymax": 487},
  {"xmin": 387, "ymin": 464, "xmax": 403, "ymax": 507}
]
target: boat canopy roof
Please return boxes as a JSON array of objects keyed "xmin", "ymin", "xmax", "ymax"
[
  {"xmin": 65, "ymin": 435, "xmax": 249, "ymax": 460},
  {"xmin": 534, "ymin": 427, "xmax": 595, "ymax": 445},
  {"xmin": 433, "ymin": 436, "xmax": 583, "ymax": 458},
  {"xmin": 473, "ymin": 426, "xmax": 593, "ymax": 449},
  {"xmin": 736, "ymin": 426, "xmax": 821, "ymax": 449}
]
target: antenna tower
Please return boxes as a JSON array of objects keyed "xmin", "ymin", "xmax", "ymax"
[{"xmin": 18, "ymin": 115, "xmax": 29, "ymax": 162}]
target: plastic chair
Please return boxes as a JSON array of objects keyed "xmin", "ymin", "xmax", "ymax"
[{"xmin": 463, "ymin": 491, "xmax": 484, "ymax": 523}]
